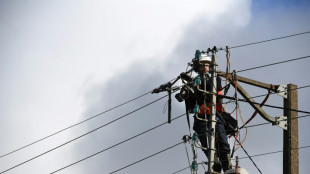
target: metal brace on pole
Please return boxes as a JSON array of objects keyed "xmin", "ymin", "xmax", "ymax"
[
  {"xmin": 218, "ymin": 71, "xmax": 288, "ymax": 130},
  {"xmin": 276, "ymin": 85, "xmax": 288, "ymax": 98}
]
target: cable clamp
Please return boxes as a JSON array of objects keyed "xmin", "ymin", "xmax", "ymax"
[
  {"xmin": 272, "ymin": 116, "xmax": 287, "ymax": 130},
  {"xmin": 232, "ymin": 70, "xmax": 238, "ymax": 81},
  {"xmin": 225, "ymin": 46, "xmax": 230, "ymax": 53},
  {"xmin": 275, "ymin": 85, "xmax": 288, "ymax": 98},
  {"xmin": 182, "ymin": 135, "xmax": 191, "ymax": 143}
]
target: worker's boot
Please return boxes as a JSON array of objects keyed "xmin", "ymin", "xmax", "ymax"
[
  {"xmin": 203, "ymin": 152, "xmax": 222, "ymax": 173},
  {"xmin": 213, "ymin": 154, "xmax": 222, "ymax": 173},
  {"xmin": 221, "ymin": 154, "xmax": 233, "ymax": 172}
]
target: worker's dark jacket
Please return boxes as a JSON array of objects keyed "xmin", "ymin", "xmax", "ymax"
[{"xmin": 192, "ymin": 74, "xmax": 231, "ymax": 158}]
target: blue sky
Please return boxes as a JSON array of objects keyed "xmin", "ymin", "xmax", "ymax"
[{"xmin": 0, "ymin": 0, "xmax": 309, "ymax": 174}]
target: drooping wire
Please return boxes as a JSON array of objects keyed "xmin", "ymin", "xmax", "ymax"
[
  {"xmin": 0, "ymin": 90, "xmax": 152, "ymax": 159},
  {"xmin": 0, "ymin": 95, "xmax": 168, "ymax": 174},
  {"xmin": 222, "ymin": 46, "xmax": 231, "ymax": 85},
  {"xmin": 240, "ymin": 87, "xmax": 271, "ymax": 129},
  {"xmin": 233, "ymin": 107, "xmax": 248, "ymax": 153},
  {"xmin": 231, "ymin": 71, "xmax": 239, "ymax": 157},
  {"xmin": 50, "ymin": 113, "xmax": 186, "ymax": 174}
]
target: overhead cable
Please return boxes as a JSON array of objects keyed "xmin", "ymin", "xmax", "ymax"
[
  {"xmin": 237, "ymin": 55, "xmax": 310, "ymax": 73},
  {"xmin": 3, "ymin": 30, "xmax": 310, "ymax": 172},
  {"xmin": 172, "ymin": 145, "xmax": 310, "ymax": 174},
  {"xmin": 0, "ymin": 95, "xmax": 167, "ymax": 174},
  {"xmin": 49, "ymin": 113, "xmax": 186, "ymax": 174},
  {"xmin": 230, "ymin": 31, "xmax": 310, "ymax": 49},
  {"xmin": 0, "ymin": 90, "xmax": 152, "ymax": 159},
  {"xmin": 223, "ymin": 84, "xmax": 310, "ymax": 105},
  {"xmin": 245, "ymin": 114, "xmax": 310, "ymax": 129},
  {"xmin": 221, "ymin": 93, "xmax": 310, "ymax": 115},
  {"xmin": 108, "ymin": 142, "xmax": 183, "ymax": 174},
  {"xmin": 235, "ymin": 139, "xmax": 262, "ymax": 174},
  {"xmin": 172, "ymin": 165, "xmax": 189, "ymax": 174},
  {"xmin": 237, "ymin": 145, "xmax": 310, "ymax": 160},
  {"xmin": 223, "ymin": 114, "xmax": 310, "ymax": 134}
]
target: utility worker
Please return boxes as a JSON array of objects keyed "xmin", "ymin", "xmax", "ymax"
[{"xmin": 193, "ymin": 53, "xmax": 233, "ymax": 172}]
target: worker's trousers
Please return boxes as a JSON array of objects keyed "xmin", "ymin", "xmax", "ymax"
[{"xmin": 193, "ymin": 114, "xmax": 231, "ymax": 159}]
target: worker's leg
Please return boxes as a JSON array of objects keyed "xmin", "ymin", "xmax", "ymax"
[{"xmin": 216, "ymin": 122, "xmax": 232, "ymax": 172}]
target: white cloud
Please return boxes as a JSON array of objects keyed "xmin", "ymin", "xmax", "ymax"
[{"xmin": 3, "ymin": 0, "xmax": 310, "ymax": 174}]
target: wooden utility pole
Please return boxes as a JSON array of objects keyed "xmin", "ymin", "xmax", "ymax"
[{"xmin": 283, "ymin": 84, "xmax": 299, "ymax": 174}]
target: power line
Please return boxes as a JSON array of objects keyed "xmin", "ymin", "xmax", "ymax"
[
  {"xmin": 0, "ymin": 95, "xmax": 167, "ymax": 174},
  {"xmin": 223, "ymin": 114, "xmax": 310, "ymax": 133},
  {"xmin": 108, "ymin": 142, "xmax": 183, "ymax": 174},
  {"xmin": 3, "ymin": 30, "xmax": 309, "ymax": 173},
  {"xmin": 3, "ymin": 31, "xmax": 310, "ymax": 172},
  {"xmin": 235, "ymin": 139, "xmax": 262, "ymax": 174},
  {"xmin": 47, "ymin": 105, "xmax": 309, "ymax": 174},
  {"xmin": 238, "ymin": 145, "xmax": 310, "ymax": 160},
  {"xmin": 223, "ymin": 84, "xmax": 310, "ymax": 105},
  {"xmin": 229, "ymin": 31, "xmax": 310, "ymax": 49},
  {"xmin": 1, "ymin": 76, "xmax": 180, "ymax": 159},
  {"xmin": 221, "ymin": 91, "xmax": 310, "ymax": 115},
  {"xmin": 49, "ymin": 113, "xmax": 186, "ymax": 174},
  {"xmin": 3, "ymin": 51, "xmax": 308, "ymax": 161},
  {"xmin": 0, "ymin": 90, "xmax": 152, "ymax": 159},
  {"xmin": 251, "ymin": 102, "xmax": 310, "ymax": 114},
  {"xmin": 172, "ymin": 145, "xmax": 310, "ymax": 174},
  {"xmin": 171, "ymin": 165, "xmax": 189, "ymax": 174},
  {"xmin": 237, "ymin": 55, "xmax": 310, "ymax": 73},
  {"xmin": 123, "ymin": 31, "xmax": 310, "ymax": 173},
  {"xmin": 244, "ymin": 114, "xmax": 310, "ymax": 129},
  {"xmin": 170, "ymin": 70, "xmax": 310, "ymax": 173}
]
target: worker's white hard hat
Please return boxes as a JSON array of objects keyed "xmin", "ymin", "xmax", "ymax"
[{"xmin": 199, "ymin": 53, "xmax": 212, "ymax": 64}]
